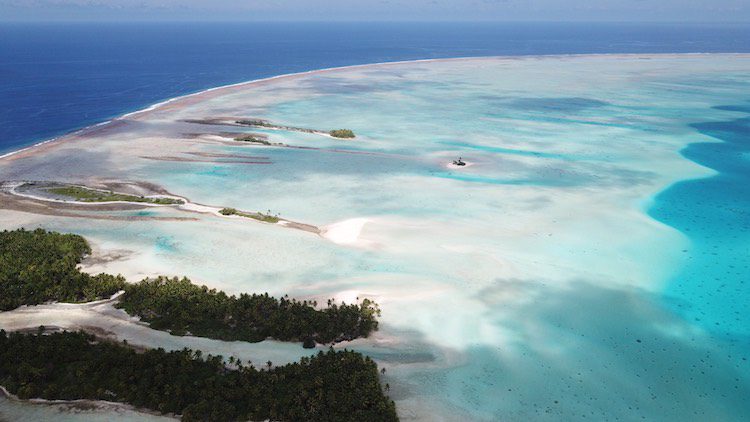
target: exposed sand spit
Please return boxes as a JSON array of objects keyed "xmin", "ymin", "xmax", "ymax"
[
  {"xmin": 320, "ymin": 217, "xmax": 372, "ymax": 247},
  {"xmin": 0, "ymin": 296, "xmax": 317, "ymax": 367}
]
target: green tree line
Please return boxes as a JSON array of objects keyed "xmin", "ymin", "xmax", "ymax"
[
  {"xmin": 118, "ymin": 276, "xmax": 380, "ymax": 347},
  {"xmin": 0, "ymin": 228, "xmax": 125, "ymax": 311},
  {"xmin": 45, "ymin": 186, "xmax": 183, "ymax": 205},
  {"xmin": 0, "ymin": 330, "xmax": 398, "ymax": 421},
  {"xmin": 1, "ymin": 228, "xmax": 380, "ymax": 347}
]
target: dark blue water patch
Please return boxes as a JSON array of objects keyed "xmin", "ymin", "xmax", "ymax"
[
  {"xmin": 649, "ymin": 105, "xmax": 750, "ymax": 337},
  {"xmin": 715, "ymin": 103, "xmax": 750, "ymax": 114},
  {"xmin": 2, "ymin": 22, "xmax": 750, "ymax": 155}
]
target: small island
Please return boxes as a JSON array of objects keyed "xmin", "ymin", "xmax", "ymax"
[
  {"xmin": 2, "ymin": 182, "xmax": 324, "ymax": 235},
  {"xmin": 329, "ymin": 129, "xmax": 356, "ymax": 139},
  {"xmin": 232, "ymin": 118, "xmax": 356, "ymax": 139},
  {"xmin": 46, "ymin": 185, "xmax": 184, "ymax": 205},
  {"xmin": 219, "ymin": 207, "xmax": 280, "ymax": 223},
  {"xmin": 234, "ymin": 133, "xmax": 274, "ymax": 145},
  {"xmin": 11, "ymin": 182, "xmax": 184, "ymax": 205},
  {"xmin": 118, "ymin": 276, "xmax": 380, "ymax": 346},
  {"xmin": 235, "ymin": 119, "xmax": 275, "ymax": 128}
]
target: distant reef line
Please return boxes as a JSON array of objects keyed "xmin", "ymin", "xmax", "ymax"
[{"xmin": 4, "ymin": 53, "xmax": 745, "ymax": 162}]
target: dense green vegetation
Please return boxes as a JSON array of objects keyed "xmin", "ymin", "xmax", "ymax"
[
  {"xmin": 118, "ymin": 276, "xmax": 380, "ymax": 346},
  {"xmin": 219, "ymin": 207, "xmax": 280, "ymax": 223},
  {"xmin": 0, "ymin": 229, "xmax": 392, "ymax": 417},
  {"xmin": 236, "ymin": 119, "xmax": 355, "ymax": 139},
  {"xmin": 329, "ymin": 129, "xmax": 356, "ymax": 139},
  {"xmin": 45, "ymin": 186, "xmax": 183, "ymax": 205},
  {"xmin": 236, "ymin": 119, "xmax": 273, "ymax": 127},
  {"xmin": 0, "ymin": 229, "xmax": 125, "ymax": 311},
  {"xmin": 234, "ymin": 134, "xmax": 272, "ymax": 145},
  {"xmin": 0, "ymin": 330, "xmax": 398, "ymax": 421},
  {"xmin": 0, "ymin": 228, "xmax": 380, "ymax": 348}
]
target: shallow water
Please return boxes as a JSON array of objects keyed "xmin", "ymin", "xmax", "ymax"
[
  {"xmin": 1, "ymin": 55, "xmax": 750, "ymax": 421},
  {"xmin": 0, "ymin": 396, "xmax": 175, "ymax": 422},
  {"xmin": 3, "ymin": 22, "xmax": 750, "ymax": 155}
]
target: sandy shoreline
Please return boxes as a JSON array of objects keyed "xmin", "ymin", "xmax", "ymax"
[
  {"xmin": 0, "ymin": 385, "xmax": 178, "ymax": 420},
  {"xmin": 0, "ymin": 296, "xmax": 319, "ymax": 368},
  {"xmin": 321, "ymin": 217, "xmax": 372, "ymax": 247},
  {"xmin": 3, "ymin": 52, "xmax": 748, "ymax": 163},
  {"xmin": 1, "ymin": 181, "xmax": 323, "ymax": 235}
]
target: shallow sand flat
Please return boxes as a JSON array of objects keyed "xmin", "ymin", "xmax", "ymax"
[
  {"xmin": 0, "ymin": 298, "xmax": 317, "ymax": 368},
  {"xmin": 0, "ymin": 395, "xmax": 176, "ymax": 422},
  {"xmin": 2, "ymin": 55, "xmax": 750, "ymax": 421}
]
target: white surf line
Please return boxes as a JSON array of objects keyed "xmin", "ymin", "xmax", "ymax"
[
  {"xmin": 5, "ymin": 53, "xmax": 745, "ymax": 162},
  {"xmin": 0, "ymin": 121, "xmax": 114, "ymax": 161},
  {"xmin": 114, "ymin": 53, "xmax": 750, "ymax": 121},
  {"xmin": 0, "ymin": 59, "xmax": 436, "ymax": 160}
]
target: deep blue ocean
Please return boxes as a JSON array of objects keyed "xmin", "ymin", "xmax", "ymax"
[{"xmin": 1, "ymin": 22, "xmax": 750, "ymax": 155}]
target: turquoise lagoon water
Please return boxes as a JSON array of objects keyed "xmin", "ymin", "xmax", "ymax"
[
  {"xmin": 651, "ymin": 104, "xmax": 750, "ymax": 337},
  {"xmin": 2, "ymin": 56, "xmax": 750, "ymax": 420}
]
